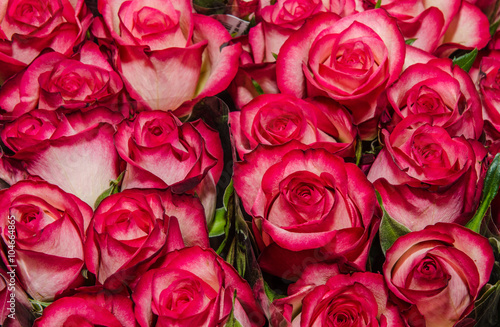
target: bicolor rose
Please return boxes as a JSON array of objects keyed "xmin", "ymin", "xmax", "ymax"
[
  {"xmin": 229, "ymin": 94, "xmax": 357, "ymax": 158},
  {"xmin": 115, "ymin": 110, "xmax": 223, "ymax": 221},
  {"xmin": 132, "ymin": 246, "xmax": 265, "ymax": 327},
  {"xmin": 368, "ymin": 115, "xmax": 486, "ymax": 231},
  {"xmin": 0, "ymin": 42, "xmax": 124, "ymax": 120},
  {"xmin": 0, "ymin": 107, "xmax": 124, "ymax": 206},
  {"xmin": 0, "ymin": 180, "xmax": 92, "ymax": 301},
  {"xmin": 383, "ymin": 223, "xmax": 494, "ymax": 327},
  {"xmin": 33, "ymin": 287, "xmax": 136, "ymax": 326},
  {"xmin": 0, "ymin": 0, "xmax": 92, "ymax": 83},
  {"xmin": 272, "ymin": 264, "xmax": 404, "ymax": 326},
  {"xmin": 386, "ymin": 58, "xmax": 483, "ymax": 139},
  {"xmin": 277, "ymin": 9, "xmax": 405, "ymax": 139},
  {"xmin": 94, "ymin": 0, "xmax": 241, "ymax": 116},
  {"xmin": 355, "ymin": 0, "xmax": 490, "ymax": 56},
  {"xmin": 0, "ymin": 265, "xmax": 35, "ymax": 327},
  {"xmin": 233, "ymin": 141, "xmax": 379, "ymax": 279},
  {"xmin": 85, "ymin": 188, "xmax": 209, "ymax": 289},
  {"xmin": 478, "ymin": 51, "xmax": 500, "ymax": 134}
]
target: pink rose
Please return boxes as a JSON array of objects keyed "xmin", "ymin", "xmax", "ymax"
[
  {"xmin": 272, "ymin": 264, "xmax": 404, "ymax": 326},
  {"xmin": 383, "ymin": 223, "xmax": 494, "ymax": 327},
  {"xmin": 233, "ymin": 141, "xmax": 379, "ymax": 279},
  {"xmin": 0, "ymin": 107, "xmax": 124, "ymax": 206},
  {"xmin": 478, "ymin": 51, "xmax": 500, "ymax": 134},
  {"xmin": 277, "ymin": 9, "xmax": 405, "ymax": 139},
  {"xmin": 94, "ymin": 0, "xmax": 241, "ymax": 116},
  {"xmin": 132, "ymin": 246, "xmax": 265, "ymax": 327},
  {"xmin": 368, "ymin": 115, "xmax": 486, "ymax": 231},
  {"xmin": 33, "ymin": 287, "xmax": 136, "ymax": 326},
  {"xmin": 114, "ymin": 110, "xmax": 223, "ymax": 221},
  {"xmin": 386, "ymin": 58, "xmax": 483, "ymax": 140},
  {"xmin": 229, "ymin": 94, "xmax": 357, "ymax": 158},
  {"xmin": 0, "ymin": 0, "xmax": 93, "ymax": 83},
  {"xmin": 85, "ymin": 188, "xmax": 209, "ymax": 289},
  {"xmin": 0, "ymin": 265, "xmax": 35, "ymax": 327},
  {"xmin": 0, "ymin": 180, "xmax": 92, "ymax": 301},
  {"xmin": 0, "ymin": 42, "xmax": 125, "ymax": 120},
  {"xmin": 355, "ymin": 0, "xmax": 490, "ymax": 56}
]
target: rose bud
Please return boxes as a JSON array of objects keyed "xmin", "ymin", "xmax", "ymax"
[
  {"xmin": 368, "ymin": 114, "xmax": 486, "ymax": 231},
  {"xmin": 94, "ymin": 0, "xmax": 241, "ymax": 116},
  {"xmin": 132, "ymin": 246, "xmax": 265, "ymax": 327},
  {"xmin": 386, "ymin": 58, "xmax": 483, "ymax": 140},
  {"xmin": 85, "ymin": 188, "xmax": 209, "ymax": 289},
  {"xmin": 114, "ymin": 110, "xmax": 223, "ymax": 222},
  {"xmin": 0, "ymin": 180, "xmax": 92, "ymax": 301},
  {"xmin": 33, "ymin": 286, "xmax": 136, "ymax": 326},
  {"xmin": 383, "ymin": 223, "xmax": 494, "ymax": 327},
  {"xmin": 0, "ymin": 0, "xmax": 93, "ymax": 83},
  {"xmin": 229, "ymin": 94, "xmax": 357, "ymax": 158},
  {"xmin": 277, "ymin": 9, "xmax": 405, "ymax": 139},
  {"xmin": 272, "ymin": 264, "xmax": 405, "ymax": 326},
  {"xmin": 233, "ymin": 141, "xmax": 379, "ymax": 279},
  {"xmin": 0, "ymin": 42, "xmax": 124, "ymax": 120}
]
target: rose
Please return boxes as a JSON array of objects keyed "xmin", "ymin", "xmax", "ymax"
[
  {"xmin": 0, "ymin": 107, "xmax": 124, "ymax": 206},
  {"xmin": 355, "ymin": 0, "xmax": 490, "ymax": 56},
  {"xmin": 0, "ymin": 265, "xmax": 35, "ymax": 327},
  {"xmin": 233, "ymin": 141, "xmax": 379, "ymax": 279},
  {"xmin": 0, "ymin": 180, "xmax": 92, "ymax": 301},
  {"xmin": 0, "ymin": 0, "xmax": 92, "ymax": 83},
  {"xmin": 0, "ymin": 42, "xmax": 125, "ymax": 120},
  {"xmin": 478, "ymin": 51, "xmax": 500, "ymax": 134},
  {"xmin": 85, "ymin": 188, "xmax": 209, "ymax": 289},
  {"xmin": 367, "ymin": 115, "xmax": 486, "ymax": 231},
  {"xmin": 383, "ymin": 223, "xmax": 494, "ymax": 327},
  {"xmin": 272, "ymin": 264, "xmax": 404, "ymax": 326},
  {"xmin": 33, "ymin": 287, "xmax": 136, "ymax": 326},
  {"xmin": 386, "ymin": 58, "xmax": 483, "ymax": 140},
  {"xmin": 277, "ymin": 9, "xmax": 405, "ymax": 139},
  {"xmin": 93, "ymin": 0, "xmax": 241, "ymax": 116},
  {"xmin": 132, "ymin": 246, "xmax": 265, "ymax": 327},
  {"xmin": 229, "ymin": 94, "xmax": 357, "ymax": 158},
  {"xmin": 114, "ymin": 110, "xmax": 223, "ymax": 221}
]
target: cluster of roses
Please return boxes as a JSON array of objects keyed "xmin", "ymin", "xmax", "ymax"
[{"xmin": 1, "ymin": 0, "xmax": 500, "ymax": 326}]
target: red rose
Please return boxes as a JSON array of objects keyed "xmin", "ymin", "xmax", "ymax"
[
  {"xmin": 233, "ymin": 141, "xmax": 379, "ymax": 279},
  {"xmin": 85, "ymin": 188, "xmax": 209, "ymax": 289},
  {"xmin": 383, "ymin": 223, "xmax": 494, "ymax": 327},
  {"xmin": 0, "ymin": 180, "xmax": 92, "ymax": 301},
  {"xmin": 132, "ymin": 246, "xmax": 265, "ymax": 327}
]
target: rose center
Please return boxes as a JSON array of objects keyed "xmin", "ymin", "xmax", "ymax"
[
  {"xmin": 134, "ymin": 7, "xmax": 176, "ymax": 34},
  {"xmin": 12, "ymin": 0, "xmax": 51, "ymax": 27},
  {"xmin": 56, "ymin": 72, "xmax": 83, "ymax": 95},
  {"xmin": 335, "ymin": 42, "xmax": 370, "ymax": 71}
]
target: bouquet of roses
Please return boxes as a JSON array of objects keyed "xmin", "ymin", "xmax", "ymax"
[{"xmin": 1, "ymin": 0, "xmax": 500, "ymax": 326}]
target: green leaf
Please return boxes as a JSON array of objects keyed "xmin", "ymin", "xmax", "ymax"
[
  {"xmin": 209, "ymin": 208, "xmax": 227, "ymax": 237},
  {"xmin": 252, "ymin": 79, "xmax": 264, "ymax": 95},
  {"xmin": 93, "ymin": 171, "xmax": 125, "ymax": 209},
  {"xmin": 224, "ymin": 290, "xmax": 244, "ymax": 327},
  {"xmin": 375, "ymin": 0, "xmax": 382, "ymax": 9},
  {"xmin": 30, "ymin": 299, "xmax": 52, "ymax": 316},
  {"xmin": 355, "ymin": 138, "xmax": 362, "ymax": 166},
  {"xmin": 272, "ymin": 52, "xmax": 278, "ymax": 60},
  {"xmin": 491, "ymin": 20, "xmax": 500, "ymax": 36},
  {"xmin": 452, "ymin": 48, "xmax": 478, "ymax": 73},
  {"xmin": 377, "ymin": 191, "xmax": 411, "ymax": 254},
  {"xmin": 264, "ymin": 280, "xmax": 286, "ymax": 303},
  {"xmin": 224, "ymin": 179, "xmax": 234, "ymax": 210},
  {"xmin": 405, "ymin": 38, "xmax": 417, "ymax": 45},
  {"xmin": 466, "ymin": 153, "xmax": 500, "ymax": 233}
]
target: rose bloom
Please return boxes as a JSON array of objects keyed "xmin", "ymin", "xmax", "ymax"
[
  {"xmin": 229, "ymin": 94, "xmax": 357, "ymax": 158},
  {"xmin": 478, "ymin": 51, "xmax": 500, "ymax": 134},
  {"xmin": 368, "ymin": 115, "xmax": 486, "ymax": 231},
  {"xmin": 272, "ymin": 264, "xmax": 404, "ymax": 326},
  {"xmin": 132, "ymin": 246, "xmax": 265, "ymax": 327},
  {"xmin": 85, "ymin": 188, "xmax": 209, "ymax": 289},
  {"xmin": 354, "ymin": 0, "xmax": 490, "ymax": 56},
  {"xmin": 233, "ymin": 141, "xmax": 379, "ymax": 279},
  {"xmin": 115, "ymin": 110, "xmax": 223, "ymax": 221},
  {"xmin": 0, "ymin": 42, "xmax": 124, "ymax": 120},
  {"xmin": 93, "ymin": 0, "xmax": 241, "ymax": 116},
  {"xmin": 0, "ymin": 265, "xmax": 35, "ymax": 327},
  {"xmin": 386, "ymin": 58, "xmax": 483, "ymax": 140},
  {"xmin": 0, "ymin": 0, "xmax": 92, "ymax": 83},
  {"xmin": 277, "ymin": 9, "xmax": 405, "ymax": 139},
  {"xmin": 0, "ymin": 107, "xmax": 124, "ymax": 206},
  {"xmin": 0, "ymin": 180, "xmax": 92, "ymax": 301},
  {"xmin": 383, "ymin": 223, "xmax": 494, "ymax": 327},
  {"xmin": 33, "ymin": 287, "xmax": 136, "ymax": 326}
]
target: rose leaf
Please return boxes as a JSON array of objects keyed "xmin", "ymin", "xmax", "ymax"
[
  {"xmin": 452, "ymin": 48, "xmax": 478, "ymax": 73},
  {"xmin": 377, "ymin": 191, "xmax": 412, "ymax": 255}
]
